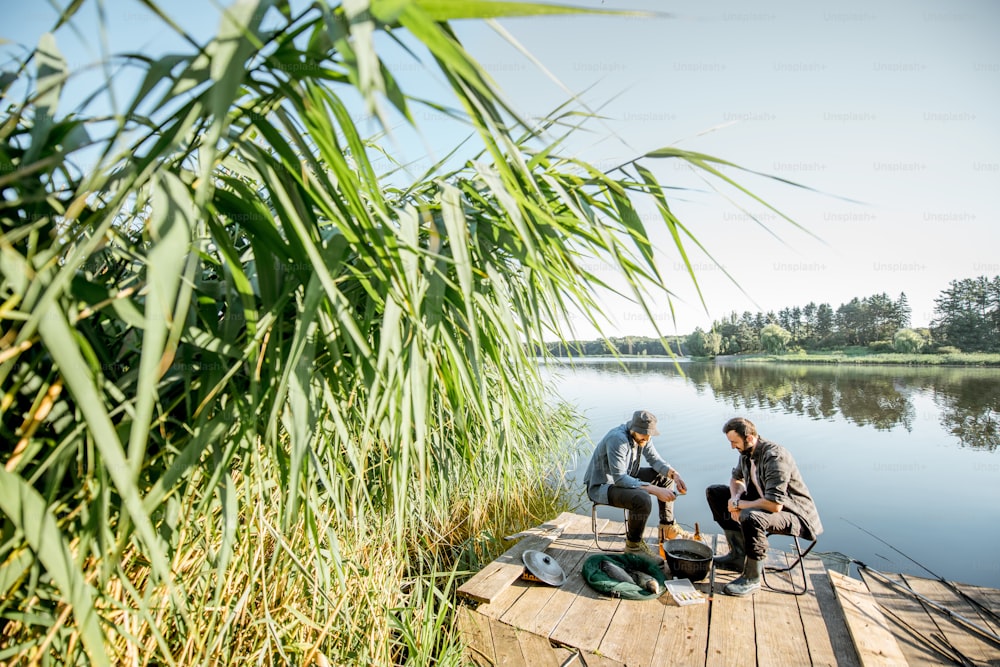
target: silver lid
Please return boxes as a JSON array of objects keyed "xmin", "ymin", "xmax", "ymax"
[{"xmin": 522, "ymin": 549, "xmax": 566, "ymax": 586}]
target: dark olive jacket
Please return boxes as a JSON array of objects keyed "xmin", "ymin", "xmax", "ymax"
[{"xmin": 733, "ymin": 437, "xmax": 823, "ymax": 539}]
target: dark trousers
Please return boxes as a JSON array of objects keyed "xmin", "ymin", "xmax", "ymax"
[
  {"xmin": 705, "ymin": 484, "xmax": 804, "ymax": 560},
  {"xmin": 606, "ymin": 469, "xmax": 677, "ymax": 541}
]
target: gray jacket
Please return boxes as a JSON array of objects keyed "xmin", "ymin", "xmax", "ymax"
[
  {"xmin": 584, "ymin": 423, "xmax": 673, "ymax": 505},
  {"xmin": 734, "ymin": 437, "xmax": 823, "ymax": 539}
]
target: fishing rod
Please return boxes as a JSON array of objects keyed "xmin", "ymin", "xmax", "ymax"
[
  {"xmin": 844, "ymin": 518, "xmax": 1000, "ymax": 626},
  {"xmin": 852, "ymin": 559, "xmax": 1000, "ymax": 649},
  {"xmin": 872, "ymin": 598, "xmax": 974, "ymax": 667}
]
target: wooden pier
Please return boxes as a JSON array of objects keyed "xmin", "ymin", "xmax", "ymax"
[{"xmin": 457, "ymin": 512, "xmax": 1000, "ymax": 666}]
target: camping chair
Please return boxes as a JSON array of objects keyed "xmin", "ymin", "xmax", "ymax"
[
  {"xmin": 590, "ymin": 502, "xmax": 630, "ymax": 552},
  {"xmin": 762, "ymin": 533, "xmax": 818, "ymax": 596}
]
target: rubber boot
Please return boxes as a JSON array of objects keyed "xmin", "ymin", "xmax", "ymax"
[
  {"xmin": 723, "ymin": 558, "xmax": 762, "ymax": 597},
  {"xmin": 713, "ymin": 529, "xmax": 746, "ymax": 572},
  {"xmin": 624, "ymin": 540, "xmax": 665, "ymax": 567}
]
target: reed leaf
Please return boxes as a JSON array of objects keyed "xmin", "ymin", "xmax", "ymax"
[{"xmin": 0, "ymin": 0, "xmax": 803, "ymax": 663}]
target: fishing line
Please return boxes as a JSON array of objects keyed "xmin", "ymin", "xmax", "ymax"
[
  {"xmin": 852, "ymin": 559, "xmax": 1000, "ymax": 649},
  {"xmin": 858, "ymin": 569, "xmax": 974, "ymax": 666},
  {"xmin": 844, "ymin": 518, "xmax": 1000, "ymax": 626}
]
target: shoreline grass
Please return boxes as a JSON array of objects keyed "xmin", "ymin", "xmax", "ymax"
[
  {"xmin": 717, "ymin": 350, "xmax": 1000, "ymax": 366},
  {"xmin": 561, "ymin": 349, "xmax": 1000, "ymax": 366}
]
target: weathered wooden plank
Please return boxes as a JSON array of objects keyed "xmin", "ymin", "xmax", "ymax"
[
  {"xmin": 576, "ymin": 650, "xmax": 627, "ymax": 667},
  {"xmin": 706, "ymin": 590, "xmax": 756, "ymax": 667},
  {"xmin": 477, "ymin": 577, "xmax": 532, "ymax": 620},
  {"xmin": 457, "ymin": 606, "xmax": 496, "ymax": 666},
  {"xmin": 490, "ymin": 615, "xmax": 526, "ymax": 666},
  {"xmin": 549, "ymin": 578, "xmax": 621, "ymax": 653},
  {"xmin": 706, "ymin": 530, "xmax": 755, "ymax": 667},
  {"xmin": 954, "ymin": 582, "xmax": 1000, "ymax": 635},
  {"xmin": 599, "ymin": 596, "xmax": 663, "ymax": 665},
  {"xmin": 498, "ymin": 542, "xmax": 591, "ymax": 631},
  {"xmin": 650, "ymin": 595, "xmax": 711, "ymax": 666},
  {"xmin": 795, "ymin": 555, "xmax": 856, "ymax": 667},
  {"xmin": 516, "ymin": 553, "xmax": 595, "ymax": 637},
  {"xmin": 551, "ymin": 645, "xmax": 576, "ymax": 664},
  {"xmin": 902, "ymin": 574, "xmax": 999, "ymax": 665},
  {"xmin": 457, "ymin": 512, "xmax": 577, "ymax": 604},
  {"xmin": 480, "ymin": 513, "xmax": 598, "ymax": 623},
  {"xmin": 513, "ymin": 627, "xmax": 563, "ymax": 667},
  {"xmin": 502, "ymin": 513, "xmax": 599, "ymax": 636},
  {"xmin": 754, "ymin": 585, "xmax": 812, "ymax": 667},
  {"xmin": 479, "ymin": 525, "xmax": 587, "ymax": 621},
  {"xmin": 858, "ymin": 569, "xmax": 951, "ymax": 666},
  {"xmin": 828, "ymin": 570, "xmax": 908, "ymax": 667}
]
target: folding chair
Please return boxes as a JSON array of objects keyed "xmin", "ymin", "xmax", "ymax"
[
  {"xmin": 590, "ymin": 502, "xmax": 630, "ymax": 552},
  {"xmin": 762, "ymin": 533, "xmax": 818, "ymax": 595}
]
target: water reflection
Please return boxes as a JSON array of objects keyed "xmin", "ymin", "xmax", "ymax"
[
  {"xmin": 935, "ymin": 376, "xmax": 1000, "ymax": 451},
  {"xmin": 545, "ymin": 359, "xmax": 1000, "ymax": 450}
]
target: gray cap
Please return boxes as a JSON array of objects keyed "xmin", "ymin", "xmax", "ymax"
[{"xmin": 628, "ymin": 410, "xmax": 660, "ymax": 436}]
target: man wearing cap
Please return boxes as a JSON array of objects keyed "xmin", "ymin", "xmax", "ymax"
[{"xmin": 584, "ymin": 410, "xmax": 693, "ymax": 563}]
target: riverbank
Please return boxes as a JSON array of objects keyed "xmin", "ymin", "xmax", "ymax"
[{"xmin": 714, "ymin": 349, "xmax": 1000, "ymax": 366}]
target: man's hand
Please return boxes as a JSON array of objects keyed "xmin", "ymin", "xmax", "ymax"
[
  {"xmin": 645, "ymin": 485, "xmax": 678, "ymax": 502},
  {"xmin": 728, "ymin": 497, "xmax": 742, "ymax": 521},
  {"xmin": 672, "ymin": 472, "xmax": 688, "ymax": 496}
]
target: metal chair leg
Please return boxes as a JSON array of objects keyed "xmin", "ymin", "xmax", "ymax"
[
  {"xmin": 762, "ymin": 535, "xmax": 817, "ymax": 595},
  {"xmin": 591, "ymin": 502, "xmax": 629, "ymax": 552}
]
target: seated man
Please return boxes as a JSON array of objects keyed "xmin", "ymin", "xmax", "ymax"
[
  {"xmin": 706, "ymin": 417, "xmax": 823, "ymax": 596},
  {"xmin": 584, "ymin": 409, "xmax": 692, "ymax": 564}
]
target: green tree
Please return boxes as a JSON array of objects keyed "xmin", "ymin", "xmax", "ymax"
[
  {"xmin": 686, "ymin": 327, "xmax": 722, "ymax": 357},
  {"xmin": 836, "ymin": 298, "xmax": 865, "ymax": 345},
  {"xmin": 932, "ymin": 276, "xmax": 1000, "ymax": 352},
  {"xmin": 893, "ymin": 328, "xmax": 925, "ymax": 353},
  {"xmin": 864, "ymin": 292, "xmax": 902, "ymax": 342},
  {"xmin": 896, "ymin": 292, "xmax": 912, "ymax": 328},
  {"xmin": 760, "ymin": 323, "xmax": 792, "ymax": 353},
  {"xmin": 815, "ymin": 303, "xmax": 835, "ymax": 341}
]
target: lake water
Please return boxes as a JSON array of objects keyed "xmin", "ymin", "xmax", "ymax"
[{"xmin": 541, "ymin": 358, "xmax": 1000, "ymax": 588}]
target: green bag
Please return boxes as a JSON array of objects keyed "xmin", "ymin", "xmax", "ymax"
[{"xmin": 582, "ymin": 553, "xmax": 667, "ymax": 600}]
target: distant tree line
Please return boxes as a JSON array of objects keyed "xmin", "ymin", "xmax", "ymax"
[
  {"xmin": 689, "ymin": 291, "xmax": 913, "ymax": 356},
  {"xmin": 540, "ymin": 335, "xmax": 687, "ymax": 357},
  {"xmin": 538, "ymin": 275, "xmax": 1000, "ymax": 357},
  {"xmin": 932, "ymin": 275, "xmax": 1000, "ymax": 353}
]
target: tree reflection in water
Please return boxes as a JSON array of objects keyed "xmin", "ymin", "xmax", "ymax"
[
  {"xmin": 935, "ymin": 376, "xmax": 1000, "ymax": 451},
  {"xmin": 557, "ymin": 359, "xmax": 1000, "ymax": 451}
]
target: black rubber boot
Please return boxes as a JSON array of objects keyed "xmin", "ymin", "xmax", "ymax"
[
  {"xmin": 723, "ymin": 558, "xmax": 762, "ymax": 597},
  {"xmin": 713, "ymin": 529, "xmax": 746, "ymax": 572}
]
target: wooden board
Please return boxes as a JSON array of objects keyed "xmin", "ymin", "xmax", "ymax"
[
  {"xmin": 548, "ymin": 579, "xmax": 621, "ymax": 653},
  {"xmin": 490, "ymin": 616, "xmax": 524, "ymax": 665},
  {"xmin": 828, "ymin": 570, "xmax": 908, "ymax": 667},
  {"xmin": 858, "ymin": 569, "xmax": 951, "ymax": 666},
  {"xmin": 457, "ymin": 512, "xmax": 575, "ymax": 604},
  {"xmin": 576, "ymin": 651, "xmax": 627, "ymax": 667},
  {"xmin": 649, "ymin": 595, "xmax": 711, "ymax": 666},
  {"xmin": 954, "ymin": 582, "xmax": 1000, "ymax": 635},
  {"xmin": 457, "ymin": 606, "xmax": 496, "ymax": 666},
  {"xmin": 513, "ymin": 628, "xmax": 563, "ymax": 667},
  {"xmin": 754, "ymin": 585, "xmax": 812, "ymax": 666},
  {"xmin": 598, "ymin": 596, "xmax": 663, "ymax": 665},
  {"xmin": 498, "ymin": 539, "xmax": 593, "ymax": 632},
  {"xmin": 796, "ymin": 555, "xmax": 858, "ymax": 667},
  {"xmin": 902, "ymin": 574, "xmax": 999, "ymax": 666},
  {"xmin": 706, "ymin": 588, "xmax": 756, "ymax": 667}
]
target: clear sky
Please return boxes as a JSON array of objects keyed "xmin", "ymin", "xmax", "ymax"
[{"xmin": 5, "ymin": 0, "xmax": 999, "ymax": 339}]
